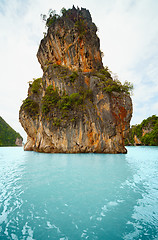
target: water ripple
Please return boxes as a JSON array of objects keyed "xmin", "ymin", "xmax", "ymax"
[{"xmin": 0, "ymin": 147, "xmax": 158, "ymax": 239}]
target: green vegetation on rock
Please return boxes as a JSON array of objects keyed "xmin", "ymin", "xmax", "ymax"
[
  {"xmin": 45, "ymin": 10, "xmax": 59, "ymax": 27},
  {"xmin": 42, "ymin": 86, "xmax": 60, "ymax": 115},
  {"xmin": 21, "ymin": 98, "xmax": 39, "ymax": 117},
  {"xmin": 126, "ymin": 115, "xmax": 158, "ymax": 146},
  {"xmin": 103, "ymin": 79, "xmax": 133, "ymax": 94},
  {"xmin": 74, "ymin": 18, "xmax": 87, "ymax": 38},
  {"xmin": 59, "ymin": 92, "xmax": 83, "ymax": 110},
  {"xmin": 41, "ymin": 7, "xmax": 90, "ymax": 39},
  {"xmin": 0, "ymin": 116, "xmax": 23, "ymax": 146},
  {"xmin": 41, "ymin": 8, "xmax": 70, "ymax": 28},
  {"xmin": 69, "ymin": 71, "xmax": 78, "ymax": 82},
  {"xmin": 30, "ymin": 78, "xmax": 42, "ymax": 94},
  {"xmin": 95, "ymin": 67, "xmax": 133, "ymax": 94},
  {"xmin": 99, "ymin": 68, "xmax": 112, "ymax": 78},
  {"xmin": 52, "ymin": 117, "xmax": 61, "ymax": 126},
  {"xmin": 42, "ymin": 86, "xmax": 84, "ymax": 115}
]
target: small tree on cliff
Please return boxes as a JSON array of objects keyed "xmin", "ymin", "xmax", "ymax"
[{"xmin": 41, "ymin": 8, "xmax": 69, "ymax": 28}]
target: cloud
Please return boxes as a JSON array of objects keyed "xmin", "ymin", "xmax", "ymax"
[
  {"xmin": 96, "ymin": 0, "xmax": 158, "ymax": 124},
  {"xmin": 0, "ymin": 0, "xmax": 158, "ymax": 141},
  {"xmin": 0, "ymin": 0, "xmax": 43, "ymax": 140}
]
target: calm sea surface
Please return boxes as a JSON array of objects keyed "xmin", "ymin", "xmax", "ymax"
[{"xmin": 0, "ymin": 146, "xmax": 158, "ymax": 240}]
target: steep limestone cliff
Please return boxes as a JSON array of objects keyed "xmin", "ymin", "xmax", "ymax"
[
  {"xmin": 19, "ymin": 7, "xmax": 132, "ymax": 153},
  {"xmin": 37, "ymin": 7, "xmax": 103, "ymax": 72}
]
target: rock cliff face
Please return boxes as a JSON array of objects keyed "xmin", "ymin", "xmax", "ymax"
[
  {"xmin": 19, "ymin": 7, "xmax": 132, "ymax": 153},
  {"xmin": 37, "ymin": 7, "xmax": 103, "ymax": 72},
  {"xmin": 15, "ymin": 137, "xmax": 23, "ymax": 146}
]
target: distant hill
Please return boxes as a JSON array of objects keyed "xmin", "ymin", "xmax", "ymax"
[
  {"xmin": 125, "ymin": 115, "xmax": 158, "ymax": 146},
  {"xmin": 0, "ymin": 116, "xmax": 23, "ymax": 146}
]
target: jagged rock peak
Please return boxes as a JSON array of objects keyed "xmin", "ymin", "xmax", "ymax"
[
  {"xmin": 37, "ymin": 6, "xmax": 103, "ymax": 72},
  {"xmin": 19, "ymin": 7, "xmax": 133, "ymax": 154}
]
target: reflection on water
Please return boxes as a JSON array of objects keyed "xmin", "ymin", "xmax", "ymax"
[{"xmin": 0, "ymin": 146, "xmax": 158, "ymax": 239}]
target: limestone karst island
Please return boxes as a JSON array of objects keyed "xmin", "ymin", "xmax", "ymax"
[
  {"xmin": 0, "ymin": 116, "xmax": 23, "ymax": 147},
  {"xmin": 19, "ymin": 7, "xmax": 133, "ymax": 153}
]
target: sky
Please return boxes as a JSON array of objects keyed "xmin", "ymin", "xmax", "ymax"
[{"xmin": 0, "ymin": 0, "xmax": 158, "ymax": 141}]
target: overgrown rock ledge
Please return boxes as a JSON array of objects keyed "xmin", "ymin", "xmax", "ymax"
[{"xmin": 19, "ymin": 6, "xmax": 132, "ymax": 153}]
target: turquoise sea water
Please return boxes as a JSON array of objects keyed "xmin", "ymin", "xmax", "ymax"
[{"xmin": 0, "ymin": 147, "xmax": 158, "ymax": 240}]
